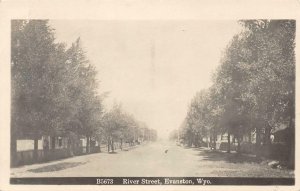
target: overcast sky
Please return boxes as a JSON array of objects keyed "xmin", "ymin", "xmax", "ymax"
[{"xmin": 50, "ymin": 20, "xmax": 242, "ymax": 139}]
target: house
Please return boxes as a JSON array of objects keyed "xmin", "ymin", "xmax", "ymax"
[
  {"xmin": 272, "ymin": 123, "xmax": 290, "ymax": 144},
  {"xmin": 215, "ymin": 132, "xmax": 236, "ymax": 151},
  {"xmin": 14, "ymin": 135, "xmax": 71, "ymax": 167}
]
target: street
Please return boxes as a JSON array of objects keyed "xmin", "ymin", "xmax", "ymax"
[{"xmin": 11, "ymin": 141, "xmax": 293, "ymax": 177}]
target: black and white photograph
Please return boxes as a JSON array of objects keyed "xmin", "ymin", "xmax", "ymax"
[{"xmin": 0, "ymin": 0, "xmax": 299, "ymax": 190}]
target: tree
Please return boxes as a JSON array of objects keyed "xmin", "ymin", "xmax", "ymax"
[
  {"xmin": 11, "ymin": 20, "xmax": 68, "ymax": 161},
  {"xmin": 64, "ymin": 38, "xmax": 104, "ymax": 153},
  {"xmin": 184, "ymin": 90, "xmax": 211, "ymax": 147},
  {"xmin": 101, "ymin": 104, "xmax": 126, "ymax": 152},
  {"xmin": 240, "ymin": 20, "xmax": 295, "ymax": 162},
  {"xmin": 11, "ymin": 20, "xmax": 105, "ymax": 162},
  {"xmin": 177, "ymin": 20, "xmax": 295, "ymax": 164}
]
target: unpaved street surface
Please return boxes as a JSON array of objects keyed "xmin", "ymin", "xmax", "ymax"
[{"xmin": 11, "ymin": 141, "xmax": 293, "ymax": 177}]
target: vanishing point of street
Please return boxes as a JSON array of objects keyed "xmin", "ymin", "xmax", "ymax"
[{"xmin": 11, "ymin": 141, "xmax": 293, "ymax": 178}]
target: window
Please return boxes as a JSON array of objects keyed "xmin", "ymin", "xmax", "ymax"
[
  {"xmin": 58, "ymin": 137, "xmax": 62, "ymax": 147},
  {"xmin": 221, "ymin": 135, "xmax": 227, "ymax": 140}
]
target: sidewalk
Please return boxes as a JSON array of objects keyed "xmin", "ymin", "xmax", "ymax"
[
  {"xmin": 11, "ymin": 143, "xmax": 141, "ymax": 177},
  {"xmin": 196, "ymin": 146, "xmax": 293, "ymax": 172}
]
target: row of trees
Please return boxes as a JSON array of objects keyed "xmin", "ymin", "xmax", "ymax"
[
  {"xmin": 174, "ymin": 20, "xmax": 295, "ymax": 167},
  {"xmin": 101, "ymin": 104, "xmax": 157, "ymax": 152},
  {"xmin": 11, "ymin": 20, "xmax": 156, "ymax": 161}
]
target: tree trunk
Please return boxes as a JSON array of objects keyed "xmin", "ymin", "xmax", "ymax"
[
  {"xmin": 264, "ymin": 124, "xmax": 271, "ymax": 145},
  {"xmin": 98, "ymin": 137, "xmax": 101, "ymax": 152},
  {"xmin": 107, "ymin": 138, "xmax": 110, "ymax": 152},
  {"xmin": 51, "ymin": 136, "xmax": 56, "ymax": 149},
  {"xmin": 11, "ymin": 122, "xmax": 18, "ymax": 167},
  {"xmin": 120, "ymin": 139, "xmax": 123, "ymax": 150},
  {"xmin": 188, "ymin": 134, "xmax": 192, "ymax": 147},
  {"xmin": 86, "ymin": 136, "xmax": 90, "ymax": 154},
  {"xmin": 11, "ymin": 134, "xmax": 17, "ymax": 167},
  {"xmin": 33, "ymin": 137, "xmax": 39, "ymax": 162},
  {"xmin": 287, "ymin": 116, "xmax": 295, "ymax": 169},
  {"xmin": 67, "ymin": 138, "xmax": 74, "ymax": 156},
  {"xmin": 111, "ymin": 139, "xmax": 114, "ymax": 152},
  {"xmin": 206, "ymin": 136, "xmax": 209, "ymax": 148},
  {"xmin": 237, "ymin": 136, "xmax": 241, "ymax": 154},
  {"xmin": 256, "ymin": 127, "xmax": 261, "ymax": 158},
  {"xmin": 213, "ymin": 132, "xmax": 217, "ymax": 149},
  {"xmin": 264, "ymin": 124, "xmax": 272, "ymax": 157},
  {"xmin": 227, "ymin": 133, "xmax": 231, "ymax": 153}
]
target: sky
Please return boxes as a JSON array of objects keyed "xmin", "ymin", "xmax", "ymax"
[{"xmin": 50, "ymin": 20, "xmax": 242, "ymax": 139}]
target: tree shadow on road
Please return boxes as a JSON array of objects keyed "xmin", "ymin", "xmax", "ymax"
[
  {"xmin": 196, "ymin": 150, "xmax": 262, "ymax": 164},
  {"xmin": 182, "ymin": 146, "xmax": 206, "ymax": 150},
  {"xmin": 27, "ymin": 162, "xmax": 87, "ymax": 173},
  {"xmin": 192, "ymin": 147, "xmax": 207, "ymax": 151}
]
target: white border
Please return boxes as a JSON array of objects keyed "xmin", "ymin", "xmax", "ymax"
[{"xmin": 0, "ymin": 0, "xmax": 299, "ymax": 190}]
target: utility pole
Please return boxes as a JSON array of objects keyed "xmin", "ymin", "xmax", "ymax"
[{"xmin": 150, "ymin": 39, "xmax": 156, "ymax": 89}]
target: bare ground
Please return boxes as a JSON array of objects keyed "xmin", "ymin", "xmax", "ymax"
[{"xmin": 11, "ymin": 141, "xmax": 294, "ymax": 177}]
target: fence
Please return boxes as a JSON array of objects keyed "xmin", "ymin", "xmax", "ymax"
[
  {"xmin": 216, "ymin": 141, "xmax": 289, "ymax": 160},
  {"xmin": 13, "ymin": 148, "xmax": 71, "ymax": 166},
  {"xmin": 12, "ymin": 142, "xmax": 136, "ymax": 167}
]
